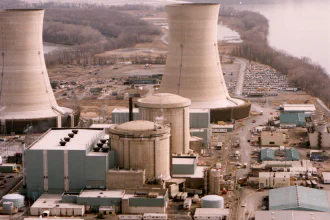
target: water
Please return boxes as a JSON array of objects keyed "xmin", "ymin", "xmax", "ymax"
[
  {"xmin": 218, "ymin": 23, "xmax": 242, "ymax": 43},
  {"xmin": 230, "ymin": 0, "xmax": 330, "ymax": 74}
]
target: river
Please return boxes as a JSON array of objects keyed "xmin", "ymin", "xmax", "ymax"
[{"xmin": 228, "ymin": 0, "xmax": 330, "ymax": 74}]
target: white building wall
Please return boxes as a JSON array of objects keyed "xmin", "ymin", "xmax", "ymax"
[
  {"xmin": 309, "ymin": 132, "xmax": 330, "ymax": 148},
  {"xmin": 259, "ymin": 173, "xmax": 290, "ymax": 188},
  {"xmin": 126, "ymin": 206, "xmax": 166, "ymax": 214}
]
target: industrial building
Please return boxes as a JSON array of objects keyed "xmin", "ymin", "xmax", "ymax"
[
  {"xmin": 282, "ymin": 104, "xmax": 316, "ymax": 113},
  {"xmin": 322, "ymin": 172, "xmax": 330, "ymax": 184},
  {"xmin": 137, "ymin": 93, "xmax": 191, "ymax": 154},
  {"xmin": 286, "ymin": 148, "xmax": 300, "ymax": 161},
  {"xmin": 306, "ymin": 111, "xmax": 330, "ymax": 148},
  {"xmin": 30, "ymin": 188, "xmax": 168, "ymax": 216},
  {"xmin": 109, "ymin": 120, "xmax": 171, "ymax": 180},
  {"xmin": 0, "ymin": 9, "xmax": 73, "ymax": 134},
  {"xmin": 158, "ymin": 3, "xmax": 250, "ymax": 121},
  {"xmin": 258, "ymin": 172, "xmax": 290, "ymax": 189},
  {"xmin": 280, "ymin": 112, "xmax": 310, "ymax": 127},
  {"xmin": 106, "ymin": 169, "xmax": 145, "ymax": 190},
  {"xmin": 269, "ymin": 186, "xmax": 330, "ymax": 212},
  {"xmin": 24, "ymin": 128, "xmax": 115, "ymax": 200},
  {"xmin": 255, "ymin": 211, "xmax": 330, "ymax": 220},
  {"xmin": 194, "ymin": 208, "xmax": 230, "ymax": 220},
  {"xmin": 260, "ymin": 148, "xmax": 275, "ymax": 161},
  {"xmin": 112, "ymin": 108, "xmax": 139, "ymax": 124},
  {"xmin": 261, "ymin": 131, "xmax": 286, "ymax": 146}
]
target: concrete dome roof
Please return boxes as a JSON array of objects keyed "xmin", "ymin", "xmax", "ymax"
[
  {"xmin": 137, "ymin": 93, "xmax": 191, "ymax": 108},
  {"xmin": 110, "ymin": 120, "xmax": 170, "ymax": 138},
  {"xmin": 116, "ymin": 120, "xmax": 164, "ymax": 132}
]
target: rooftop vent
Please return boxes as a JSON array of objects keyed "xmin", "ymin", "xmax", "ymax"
[
  {"xmin": 72, "ymin": 129, "xmax": 78, "ymax": 134},
  {"xmin": 64, "ymin": 137, "xmax": 70, "ymax": 142},
  {"xmin": 68, "ymin": 133, "xmax": 74, "ymax": 138},
  {"xmin": 59, "ymin": 139, "xmax": 66, "ymax": 146}
]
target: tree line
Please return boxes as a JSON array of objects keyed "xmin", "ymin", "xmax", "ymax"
[
  {"xmin": 219, "ymin": 6, "xmax": 330, "ymax": 107},
  {"xmin": 0, "ymin": 1, "xmax": 161, "ymax": 66}
]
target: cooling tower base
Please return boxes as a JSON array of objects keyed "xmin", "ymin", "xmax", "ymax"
[{"xmin": 209, "ymin": 99, "xmax": 251, "ymax": 122}]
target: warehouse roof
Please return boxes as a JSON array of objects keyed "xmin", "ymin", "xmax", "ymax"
[
  {"xmin": 172, "ymin": 157, "xmax": 196, "ymax": 165},
  {"xmin": 194, "ymin": 208, "xmax": 230, "ymax": 216},
  {"xmin": 29, "ymin": 128, "xmax": 104, "ymax": 151},
  {"xmin": 31, "ymin": 194, "xmax": 84, "ymax": 209},
  {"xmin": 283, "ymin": 104, "xmax": 316, "ymax": 112},
  {"xmin": 286, "ymin": 148, "xmax": 300, "ymax": 161},
  {"xmin": 79, "ymin": 190, "xmax": 124, "ymax": 198},
  {"xmin": 260, "ymin": 148, "xmax": 275, "ymax": 161},
  {"xmin": 269, "ymin": 186, "xmax": 330, "ymax": 212},
  {"xmin": 322, "ymin": 172, "xmax": 330, "ymax": 182},
  {"xmin": 255, "ymin": 211, "xmax": 330, "ymax": 220}
]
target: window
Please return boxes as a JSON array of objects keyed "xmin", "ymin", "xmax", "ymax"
[{"xmin": 269, "ymin": 141, "xmax": 275, "ymax": 144}]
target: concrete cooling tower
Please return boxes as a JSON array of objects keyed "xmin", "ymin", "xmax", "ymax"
[
  {"xmin": 0, "ymin": 9, "xmax": 73, "ymax": 133},
  {"xmin": 159, "ymin": 3, "xmax": 251, "ymax": 121}
]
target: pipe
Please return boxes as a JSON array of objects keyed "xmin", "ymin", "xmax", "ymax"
[{"xmin": 129, "ymin": 97, "xmax": 133, "ymax": 121}]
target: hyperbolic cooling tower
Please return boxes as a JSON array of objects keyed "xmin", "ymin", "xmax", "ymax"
[
  {"xmin": 0, "ymin": 9, "xmax": 73, "ymax": 133},
  {"xmin": 159, "ymin": 4, "xmax": 250, "ymax": 120}
]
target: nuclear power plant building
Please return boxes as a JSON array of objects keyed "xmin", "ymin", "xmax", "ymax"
[
  {"xmin": 0, "ymin": 9, "xmax": 73, "ymax": 133},
  {"xmin": 159, "ymin": 4, "xmax": 251, "ymax": 121}
]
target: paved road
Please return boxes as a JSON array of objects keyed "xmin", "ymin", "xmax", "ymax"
[
  {"xmin": 316, "ymin": 98, "xmax": 330, "ymax": 117},
  {"xmin": 234, "ymin": 57, "xmax": 248, "ymax": 96},
  {"xmin": 236, "ymin": 101, "xmax": 276, "ymax": 179}
]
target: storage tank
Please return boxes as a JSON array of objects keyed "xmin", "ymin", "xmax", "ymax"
[
  {"xmin": 2, "ymin": 202, "xmax": 13, "ymax": 211},
  {"xmin": 209, "ymin": 168, "xmax": 222, "ymax": 194},
  {"xmin": 201, "ymin": 195, "xmax": 224, "ymax": 208},
  {"xmin": 158, "ymin": 3, "xmax": 250, "ymax": 120},
  {"xmin": 0, "ymin": 9, "xmax": 73, "ymax": 133},
  {"xmin": 2, "ymin": 194, "xmax": 24, "ymax": 208},
  {"xmin": 137, "ymin": 93, "xmax": 191, "ymax": 154},
  {"xmin": 109, "ymin": 120, "xmax": 171, "ymax": 180}
]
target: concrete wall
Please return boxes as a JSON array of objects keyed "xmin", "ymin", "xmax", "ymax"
[
  {"xmin": 77, "ymin": 196, "xmax": 121, "ymax": 208},
  {"xmin": 106, "ymin": 170, "xmax": 145, "ymax": 190},
  {"xmin": 172, "ymin": 164, "xmax": 195, "ymax": 175},
  {"xmin": 309, "ymin": 132, "xmax": 330, "ymax": 148},
  {"xmin": 48, "ymin": 150, "xmax": 65, "ymax": 193},
  {"xmin": 85, "ymin": 154, "xmax": 108, "ymax": 188},
  {"xmin": 68, "ymin": 151, "xmax": 86, "ymax": 192},
  {"xmin": 25, "ymin": 150, "xmax": 44, "ymax": 199},
  {"xmin": 210, "ymin": 101, "xmax": 251, "ymax": 122}
]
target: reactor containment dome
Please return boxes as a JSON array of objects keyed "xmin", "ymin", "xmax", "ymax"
[
  {"xmin": 109, "ymin": 120, "xmax": 171, "ymax": 180},
  {"xmin": 159, "ymin": 3, "xmax": 250, "ymax": 121},
  {"xmin": 0, "ymin": 9, "xmax": 73, "ymax": 133},
  {"xmin": 137, "ymin": 93, "xmax": 191, "ymax": 155}
]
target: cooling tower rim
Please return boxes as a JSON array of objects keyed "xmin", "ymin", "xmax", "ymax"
[
  {"xmin": 0, "ymin": 9, "xmax": 44, "ymax": 12},
  {"xmin": 167, "ymin": 3, "xmax": 219, "ymax": 7}
]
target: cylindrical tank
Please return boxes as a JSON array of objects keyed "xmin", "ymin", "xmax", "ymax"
[
  {"xmin": 159, "ymin": 4, "xmax": 246, "ymax": 111},
  {"xmin": 314, "ymin": 121, "xmax": 327, "ymax": 133},
  {"xmin": 311, "ymin": 111, "xmax": 324, "ymax": 121},
  {"xmin": 209, "ymin": 168, "xmax": 222, "ymax": 194},
  {"xmin": 201, "ymin": 195, "xmax": 224, "ymax": 208},
  {"xmin": 109, "ymin": 120, "xmax": 171, "ymax": 180},
  {"xmin": 2, "ymin": 194, "xmax": 24, "ymax": 208},
  {"xmin": 2, "ymin": 202, "xmax": 13, "ymax": 211},
  {"xmin": 0, "ymin": 9, "xmax": 72, "ymax": 133},
  {"xmin": 137, "ymin": 93, "xmax": 191, "ymax": 154}
]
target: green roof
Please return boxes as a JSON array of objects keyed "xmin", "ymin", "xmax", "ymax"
[
  {"xmin": 286, "ymin": 148, "xmax": 300, "ymax": 161},
  {"xmin": 269, "ymin": 186, "xmax": 330, "ymax": 212},
  {"xmin": 280, "ymin": 113, "xmax": 310, "ymax": 126},
  {"xmin": 260, "ymin": 148, "xmax": 275, "ymax": 161}
]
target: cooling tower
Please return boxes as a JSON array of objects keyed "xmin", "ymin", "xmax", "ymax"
[
  {"xmin": 0, "ymin": 9, "xmax": 73, "ymax": 133},
  {"xmin": 159, "ymin": 3, "xmax": 250, "ymax": 120}
]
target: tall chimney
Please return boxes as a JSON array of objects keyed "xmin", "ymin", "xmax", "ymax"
[{"xmin": 129, "ymin": 97, "xmax": 133, "ymax": 121}]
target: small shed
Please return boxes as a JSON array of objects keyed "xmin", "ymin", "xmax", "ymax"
[
  {"xmin": 322, "ymin": 172, "xmax": 330, "ymax": 184},
  {"xmin": 260, "ymin": 148, "xmax": 275, "ymax": 161},
  {"xmin": 286, "ymin": 148, "xmax": 300, "ymax": 161}
]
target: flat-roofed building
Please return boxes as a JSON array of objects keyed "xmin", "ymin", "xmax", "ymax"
[
  {"xmin": 259, "ymin": 172, "xmax": 290, "ymax": 189},
  {"xmin": 194, "ymin": 208, "xmax": 230, "ymax": 220},
  {"xmin": 255, "ymin": 211, "xmax": 330, "ymax": 220},
  {"xmin": 25, "ymin": 128, "xmax": 115, "ymax": 200}
]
